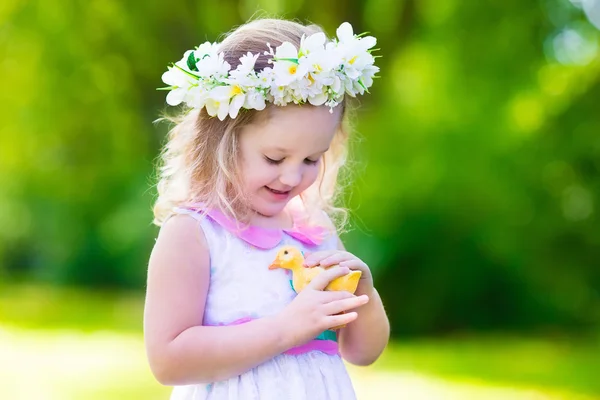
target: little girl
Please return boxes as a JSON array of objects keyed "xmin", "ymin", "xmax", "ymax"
[{"xmin": 144, "ymin": 18, "xmax": 390, "ymax": 400}]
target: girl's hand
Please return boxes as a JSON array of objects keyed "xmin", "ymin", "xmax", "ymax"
[
  {"xmin": 276, "ymin": 267, "xmax": 370, "ymax": 348},
  {"xmin": 303, "ymin": 250, "xmax": 374, "ymax": 296}
]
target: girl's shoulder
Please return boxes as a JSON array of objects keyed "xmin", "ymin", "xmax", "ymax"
[
  {"xmin": 164, "ymin": 206, "xmax": 232, "ymax": 252},
  {"xmin": 155, "ymin": 211, "xmax": 209, "ymax": 254}
]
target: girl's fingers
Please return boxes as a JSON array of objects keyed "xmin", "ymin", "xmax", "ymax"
[
  {"xmin": 307, "ymin": 267, "xmax": 350, "ymax": 291},
  {"xmin": 338, "ymin": 259, "xmax": 368, "ymax": 271},
  {"xmin": 304, "ymin": 251, "xmax": 368, "ymax": 271},
  {"xmin": 303, "ymin": 250, "xmax": 338, "ymax": 266},
  {"xmin": 323, "ymin": 294, "xmax": 369, "ymax": 315},
  {"xmin": 318, "ymin": 290, "xmax": 355, "ymax": 303},
  {"xmin": 318, "ymin": 252, "xmax": 354, "ymax": 267},
  {"xmin": 327, "ymin": 311, "xmax": 358, "ymax": 328}
]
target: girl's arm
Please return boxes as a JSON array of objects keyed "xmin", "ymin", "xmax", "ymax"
[
  {"xmin": 336, "ymin": 239, "xmax": 390, "ymax": 366},
  {"xmin": 144, "ymin": 214, "xmax": 292, "ymax": 385},
  {"xmin": 144, "ymin": 214, "xmax": 364, "ymax": 386}
]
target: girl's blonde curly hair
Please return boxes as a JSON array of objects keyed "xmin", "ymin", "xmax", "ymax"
[{"xmin": 153, "ymin": 18, "xmax": 353, "ymax": 228}]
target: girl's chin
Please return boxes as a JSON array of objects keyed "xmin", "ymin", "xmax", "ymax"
[
  {"xmin": 252, "ymin": 206, "xmax": 285, "ymax": 218},
  {"xmin": 250, "ymin": 200, "xmax": 289, "ymax": 218}
]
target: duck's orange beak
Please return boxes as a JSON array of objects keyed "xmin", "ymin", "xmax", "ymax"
[{"xmin": 269, "ymin": 259, "xmax": 281, "ymax": 270}]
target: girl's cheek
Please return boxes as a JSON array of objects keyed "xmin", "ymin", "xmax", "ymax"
[{"xmin": 305, "ymin": 168, "xmax": 320, "ymax": 186}]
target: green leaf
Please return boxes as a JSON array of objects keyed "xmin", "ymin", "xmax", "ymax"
[
  {"xmin": 358, "ymin": 78, "xmax": 369, "ymax": 93},
  {"xmin": 186, "ymin": 52, "xmax": 199, "ymax": 71},
  {"xmin": 273, "ymin": 57, "xmax": 299, "ymax": 64},
  {"xmin": 174, "ymin": 64, "xmax": 200, "ymax": 79}
]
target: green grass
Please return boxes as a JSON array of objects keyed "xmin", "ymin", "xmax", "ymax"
[
  {"xmin": 0, "ymin": 283, "xmax": 144, "ymax": 332},
  {"xmin": 2, "ymin": 284, "xmax": 599, "ymax": 399},
  {"xmin": 377, "ymin": 337, "xmax": 600, "ymax": 397},
  {"xmin": 0, "ymin": 325, "xmax": 171, "ymax": 400}
]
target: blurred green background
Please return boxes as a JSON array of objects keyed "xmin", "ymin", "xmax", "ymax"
[{"xmin": 2, "ymin": 0, "xmax": 600, "ymax": 398}]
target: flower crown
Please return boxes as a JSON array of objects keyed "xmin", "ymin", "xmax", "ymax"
[{"xmin": 159, "ymin": 22, "xmax": 379, "ymax": 120}]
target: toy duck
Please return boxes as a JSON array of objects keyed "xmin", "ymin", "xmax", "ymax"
[{"xmin": 269, "ymin": 245, "xmax": 362, "ymax": 294}]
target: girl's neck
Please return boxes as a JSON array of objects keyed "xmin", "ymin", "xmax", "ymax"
[{"xmin": 249, "ymin": 208, "xmax": 294, "ymax": 230}]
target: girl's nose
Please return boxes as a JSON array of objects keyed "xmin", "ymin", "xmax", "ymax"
[{"xmin": 280, "ymin": 169, "xmax": 302, "ymax": 188}]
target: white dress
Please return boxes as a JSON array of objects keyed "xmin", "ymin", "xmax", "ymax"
[{"xmin": 168, "ymin": 206, "xmax": 357, "ymax": 400}]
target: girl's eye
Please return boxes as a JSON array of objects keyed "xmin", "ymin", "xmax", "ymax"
[
  {"xmin": 304, "ymin": 158, "xmax": 319, "ymax": 165},
  {"xmin": 264, "ymin": 156, "xmax": 284, "ymax": 165}
]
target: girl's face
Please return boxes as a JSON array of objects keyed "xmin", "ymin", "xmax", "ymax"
[{"xmin": 239, "ymin": 105, "xmax": 341, "ymax": 219}]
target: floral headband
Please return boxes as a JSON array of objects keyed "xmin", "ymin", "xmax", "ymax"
[{"xmin": 159, "ymin": 22, "xmax": 379, "ymax": 120}]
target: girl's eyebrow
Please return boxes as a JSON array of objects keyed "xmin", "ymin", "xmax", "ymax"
[
  {"xmin": 264, "ymin": 146, "xmax": 330, "ymax": 155},
  {"xmin": 265, "ymin": 146, "xmax": 288, "ymax": 153}
]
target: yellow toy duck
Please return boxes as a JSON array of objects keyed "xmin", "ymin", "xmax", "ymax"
[{"xmin": 269, "ymin": 245, "xmax": 362, "ymax": 294}]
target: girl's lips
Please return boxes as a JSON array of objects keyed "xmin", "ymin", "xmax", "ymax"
[
  {"xmin": 267, "ymin": 187, "xmax": 290, "ymax": 194},
  {"xmin": 265, "ymin": 186, "xmax": 291, "ymax": 200}
]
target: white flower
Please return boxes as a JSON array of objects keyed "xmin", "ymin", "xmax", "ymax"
[
  {"xmin": 336, "ymin": 22, "xmax": 354, "ymax": 43},
  {"xmin": 336, "ymin": 22, "xmax": 376, "ymax": 50},
  {"xmin": 308, "ymin": 91, "xmax": 328, "ymax": 106},
  {"xmin": 205, "ymin": 98, "xmax": 228, "ymax": 120},
  {"xmin": 325, "ymin": 72, "xmax": 344, "ymax": 98},
  {"xmin": 184, "ymin": 85, "xmax": 209, "ymax": 109},
  {"xmin": 272, "ymin": 42, "xmax": 307, "ymax": 86},
  {"xmin": 208, "ymin": 84, "xmax": 246, "ymax": 120},
  {"xmin": 359, "ymin": 64, "xmax": 379, "ymax": 91},
  {"xmin": 194, "ymin": 42, "xmax": 219, "ymax": 59},
  {"xmin": 244, "ymin": 88, "xmax": 266, "ymax": 110},
  {"xmin": 325, "ymin": 97, "xmax": 342, "ymax": 110},
  {"xmin": 299, "ymin": 32, "xmax": 326, "ymax": 57},
  {"xmin": 161, "ymin": 55, "xmax": 198, "ymax": 106},
  {"xmin": 238, "ymin": 52, "xmax": 259, "ymax": 74},
  {"xmin": 196, "ymin": 52, "xmax": 231, "ymax": 80},
  {"xmin": 161, "ymin": 69, "xmax": 188, "ymax": 106},
  {"xmin": 270, "ymin": 84, "xmax": 294, "ymax": 106},
  {"xmin": 301, "ymin": 49, "xmax": 336, "ymax": 85},
  {"xmin": 257, "ymin": 67, "xmax": 275, "ymax": 88},
  {"xmin": 295, "ymin": 38, "xmax": 340, "ymax": 106},
  {"xmin": 160, "ymin": 22, "xmax": 378, "ymax": 116},
  {"xmin": 286, "ymin": 78, "xmax": 311, "ymax": 103},
  {"xmin": 335, "ymin": 22, "xmax": 378, "ymax": 82},
  {"xmin": 342, "ymin": 63, "xmax": 379, "ymax": 97},
  {"xmin": 230, "ymin": 52, "xmax": 260, "ymax": 87}
]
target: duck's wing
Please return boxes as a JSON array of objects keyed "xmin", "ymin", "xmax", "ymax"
[
  {"xmin": 292, "ymin": 266, "xmax": 321, "ymax": 292},
  {"xmin": 326, "ymin": 270, "xmax": 362, "ymax": 293},
  {"xmin": 306, "ymin": 266, "xmax": 325, "ymax": 282}
]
